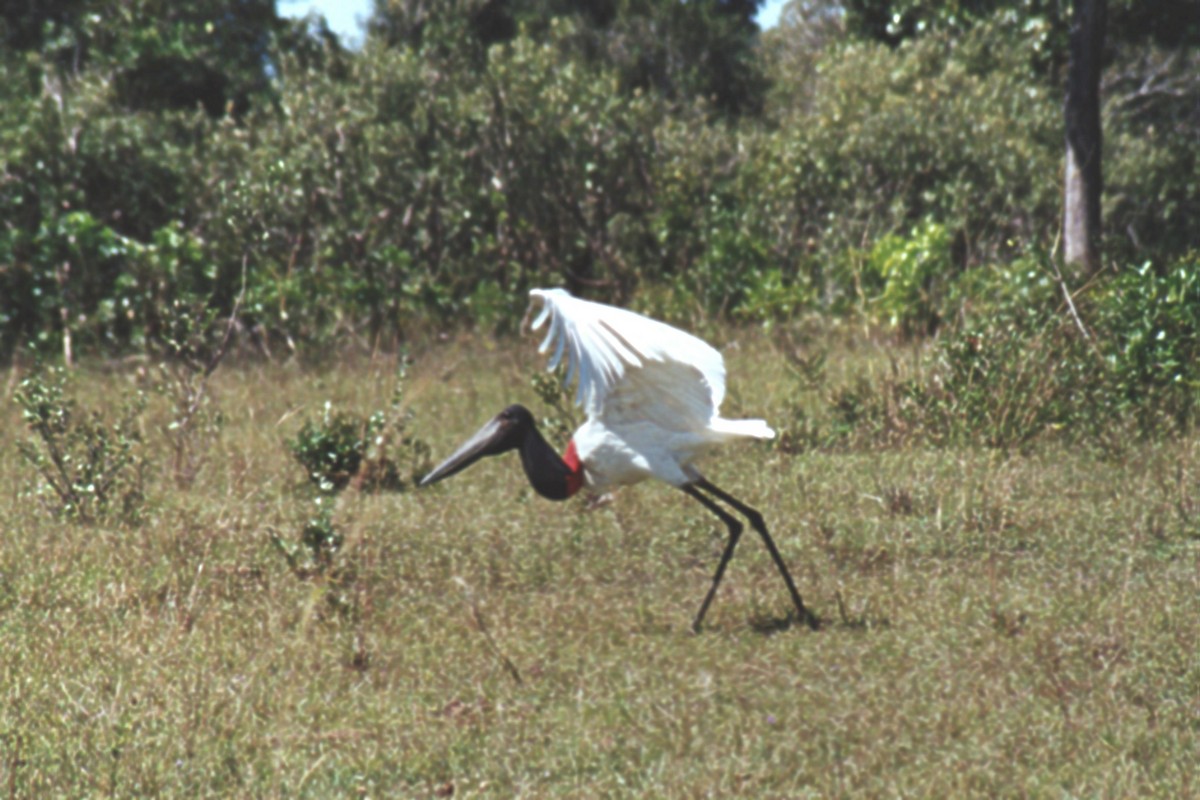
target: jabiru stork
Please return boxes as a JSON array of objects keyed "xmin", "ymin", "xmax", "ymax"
[{"xmin": 420, "ymin": 288, "xmax": 819, "ymax": 632}]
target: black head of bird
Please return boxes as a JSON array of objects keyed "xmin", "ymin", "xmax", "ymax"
[{"xmin": 420, "ymin": 404, "xmax": 582, "ymax": 501}]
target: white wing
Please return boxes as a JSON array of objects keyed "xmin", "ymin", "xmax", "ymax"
[{"xmin": 529, "ymin": 288, "xmax": 727, "ymax": 429}]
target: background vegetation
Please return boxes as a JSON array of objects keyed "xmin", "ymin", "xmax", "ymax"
[
  {"xmin": 1, "ymin": 0, "xmax": 1196, "ymax": 349},
  {"xmin": 1, "ymin": 0, "xmax": 1199, "ymax": 794}
]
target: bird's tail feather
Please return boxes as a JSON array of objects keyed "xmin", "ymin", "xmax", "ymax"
[{"xmin": 709, "ymin": 417, "xmax": 776, "ymax": 440}]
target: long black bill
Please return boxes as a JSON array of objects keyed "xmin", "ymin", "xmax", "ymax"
[{"xmin": 420, "ymin": 415, "xmax": 512, "ymax": 487}]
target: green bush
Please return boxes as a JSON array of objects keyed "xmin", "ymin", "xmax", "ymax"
[
  {"xmin": 26, "ymin": 211, "xmax": 138, "ymax": 354},
  {"xmin": 148, "ymin": 290, "xmax": 234, "ymax": 489},
  {"xmin": 798, "ymin": 255, "xmax": 1200, "ymax": 451},
  {"xmin": 0, "ymin": 55, "xmax": 213, "ymax": 357},
  {"xmin": 929, "ymin": 319, "xmax": 1102, "ymax": 450},
  {"xmin": 287, "ymin": 360, "xmax": 430, "ymax": 493},
  {"xmin": 14, "ymin": 367, "xmax": 148, "ymax": 523},
  {"xmin": 1098, "ymin": 257, "xmax": 1200, "ymax": 431},
  {"xmin": 865, "ymin": 220, "xmax": 953, "ymax": 333},
  {"xmin": 289, "ymin": 404, "xmax": 384, "ymax": 493},
  {"xmin": 198, "ymin": 20, "xmax": 662, "ymax": 344},
  {"xmin": 271, "ymin": 495, "xmax": 344, "ymax": 577}
]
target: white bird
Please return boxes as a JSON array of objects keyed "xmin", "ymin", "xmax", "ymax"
[{"xmin": 420, "ymin": 288, "xmax": 818, "ymax": 631}]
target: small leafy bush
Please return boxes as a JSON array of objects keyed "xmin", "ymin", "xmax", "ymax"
[
  {"xmin": 289, "ymin": 404, "xmax": 383, "ymax": 492},
  {"xmin": 270, "ymin": 496, "xmax": 344, "ymax": 578},
  {"xmin": 15, "ymin": 367, "xmax": 148, "ymax": 523},
  {"xmin": 270, "ymin": 496, "xmax": 360, "ymax": 631},
  {"xmin": 274, "ymin": 359, "xmax": 432, "ymax": 613},
  {"xmin": 287, "ymin": 359, "xmax": 430, "ymax": 493},
  {"xmin": 148, "ymin": 293, "xmax": 236, "ymax": 488}
]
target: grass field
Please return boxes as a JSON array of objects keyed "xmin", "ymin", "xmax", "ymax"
[{"xmin": 2, "ymin": 332, "xmax": 1198, "ymax": 797}]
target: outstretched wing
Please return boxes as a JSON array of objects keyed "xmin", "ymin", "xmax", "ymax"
[{"xmin": 529, "ymin": 288, "xmax": 726, "ymax": 430}]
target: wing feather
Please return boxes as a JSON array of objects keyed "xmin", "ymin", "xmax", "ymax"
[{"xmin": 529, "ymin": 288, "xmax": 727, "ymax": 428}]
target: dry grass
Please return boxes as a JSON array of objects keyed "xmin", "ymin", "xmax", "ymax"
[{"xmin": 1, "ymin": 332, "xmax": 1198, "ymax": 797}]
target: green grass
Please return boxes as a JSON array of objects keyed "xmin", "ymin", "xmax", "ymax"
[{"xmin": 1, "ymin": 333, "xmax": 1198, "ymax": 797}]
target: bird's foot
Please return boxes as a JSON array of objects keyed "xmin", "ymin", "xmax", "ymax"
[{"xmin": 584, "ymin": 492, "xmax": 614, "ymax": 511}]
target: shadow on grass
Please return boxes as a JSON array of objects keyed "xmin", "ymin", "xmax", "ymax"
[
  {"xmin": 748, "ymin": 612, "xmax": 810, "ymax": 635},
  {"xmin": 747, "ymin": 601, "xmax": 892, "ymax": 635}
]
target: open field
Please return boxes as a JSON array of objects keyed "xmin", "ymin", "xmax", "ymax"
[{"xmin": 2, "ymin": 332, "xmax": 1199, "ymax": 797}]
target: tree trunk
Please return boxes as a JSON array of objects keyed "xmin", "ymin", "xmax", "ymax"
[{"xmin": 1063, "ymin": 0, "xmax": 1106, "ymax": 275}]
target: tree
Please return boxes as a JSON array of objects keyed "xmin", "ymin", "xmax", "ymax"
[
  {"xmin": 1, "ymin": 0, "xmax": 283, "ymax": 115},
  {"xmin": 840, "ymin": 0, "xmax": 1067, "ymax": 50},
  {"xmin": 1062, "ymin": 0, "xmax": 1105, "ymax": 275},
  {"xmin": 368, "ymin": 0, "xmax": 768, "ymax": 116}
]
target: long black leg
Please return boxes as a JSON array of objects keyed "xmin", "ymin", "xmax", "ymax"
[
  {"xmin": 690, "ymin": 478, "xmax": 820, "ymax": 631},
  {"xmin": 681, "ymin": 485, "xmax": 744, "ymax": 632}
]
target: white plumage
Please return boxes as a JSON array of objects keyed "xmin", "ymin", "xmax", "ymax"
[{"xmin": 529, "ymin": 288, "xmax": 774, "ymax": 491}]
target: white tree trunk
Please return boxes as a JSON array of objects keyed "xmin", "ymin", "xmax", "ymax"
[{"xmin": 1063, "ymin": 0, "xmax": 1106, "ymax": 275}]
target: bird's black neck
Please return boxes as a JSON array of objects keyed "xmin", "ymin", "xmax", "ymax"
[{"xmin": 518, "ymin": 423, "xmax": 579, "ymax": 501}]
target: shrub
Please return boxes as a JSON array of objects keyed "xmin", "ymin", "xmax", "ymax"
[
  {"xmin": 864, "ymin": 220, "xmax": 953, "ymax": 334},
  {"xmin": 775, "ymin": 257, "xmax": 1113, "ymax": 451},
  {"xmin": 793, "ymin": 255, "xmax": 1200, "ymax": 452},
  {"xmin": 147, "ymin": 290, "xmax": 236, "ymax": 489},
  {"xmin": 1, "ymin": 0, "xmax": 1195, "ymax": 367},
  {"xmin": 1098, "ymin": 257, "xmax": 1200, "ymax": 432},
  {"xmin": 289, "ymin": 405, "xmax": 384, "ymax": 493},
  {"xmin": 287, "ymin": 359, "xmax": 430, "ymax": 493},
  {"xmin": 270, "ymin": 495, "xmax": 343, "ymax": 578},
  {"xmin": 197, "ymin": 20, "xmax": 664, "ymax": 345},
  {"xmin": 929, "ymin": 317, "xmax": 1102, "ymax": 450},
  {"xmin": 14, "ymin": 367, "xmax": 148, "ymax": 523}
]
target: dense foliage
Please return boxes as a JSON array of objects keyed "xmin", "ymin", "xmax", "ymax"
[{"xmin": 0, "ymin": 0, "xmax": 1197, "ymax": 434}]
